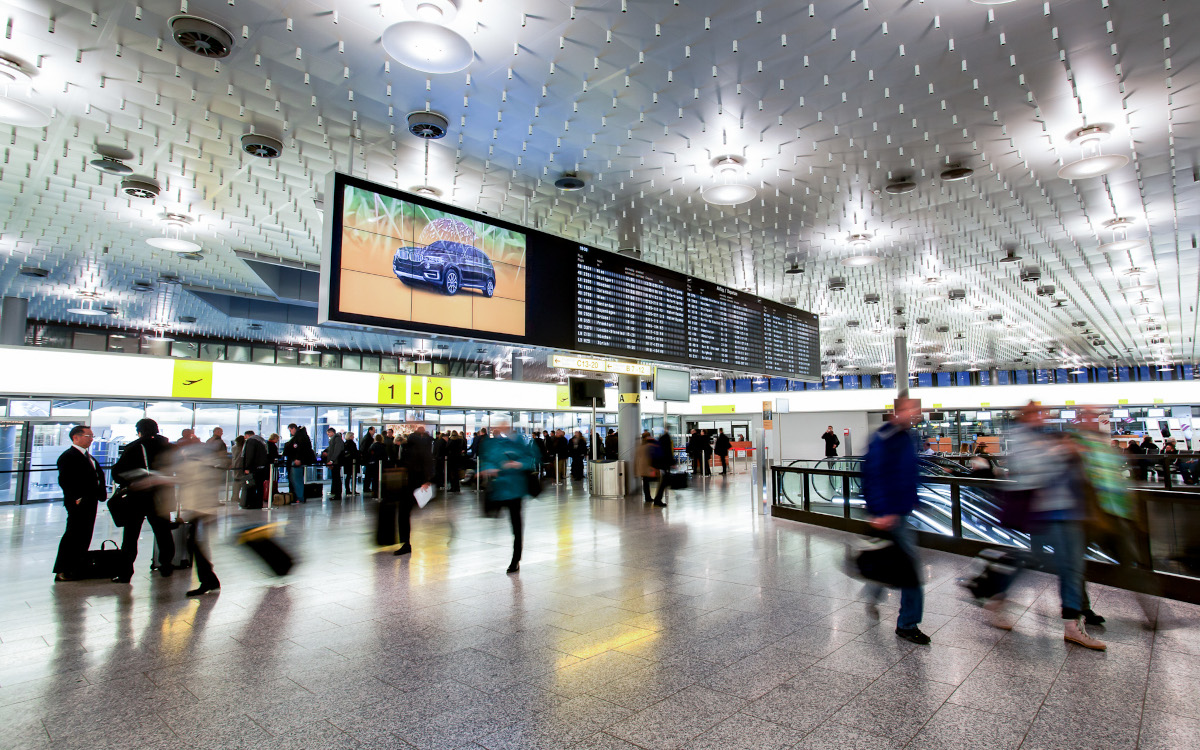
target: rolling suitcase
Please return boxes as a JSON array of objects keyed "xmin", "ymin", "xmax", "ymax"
[
  {"xmin": 960, "ymin": 548, "xmax": 1021, "ymax": 601},
  {"xmin": 152, "ymin": 520, "xmax": 193, "ymax": 570}
]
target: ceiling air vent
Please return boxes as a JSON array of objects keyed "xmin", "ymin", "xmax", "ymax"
[
  {"xmin": 241, "ymin": 132, "xmax": 283, "ymax": 159},
  {"xmin": 988, "ymin": 313, "xmax": 1003, "ymax": 322},
  {"xmin": 916, "ymin": 317, "xmax": 931, "ymax": 325},
  {"xmin": 89, "ymin": 144, "xmax": 134, "ymax": 175},
  {"xmin": 158, "ymin": 273, "xmax": 181, "ymax": 284},
  {"xmin": 948, "ymin": 289, "xmax": 966, "ymax": 301},
  {"xmin": 847, "ymin": 320, "xmax": 860, "ymax": 328},
  {"xmin": 936, "ymin": 325, "xmax": 950, "ymax": 333},
  {"xmin": 406, "ymin": 111, "xmax": 449, "ymax": 139},
  {"xmin": 1036, "ymin": 284, "xmax": 1056, "ymax": 297},
  {"xmin": 170, "ymin": 15, "xmax": 235, "ymax": 59},
  {"xmin": 863, "ymin": 293, "xmax": 881, "ymax": 305},
  {"xmin": 180, "ymin": 251, "xmax": 204, "ymax": 261},
  {"xmin": 19, "ymin": 266, "xmax": 49, "ymax": 278},
  {"xmin": 828, "ymin": 276, "xmax": 846, "ymax": 292},
  {"xmin": 1051, "ymin": 299, "xmax": 1069, "ymax": 308},
  {"xmin": 555, "ymin": 173, "xmax": 585, "ymax": 191},
  {"xmin": 1020, "ymin": 265, "xmax": 1041, "ymax": 282},
  {"xmin": 941, "ymin": 163, "xmax": 974, "ymax": 181},
  {"xmin": 121, "ymin": 176, "xmax": 161, "ymax": 199},
  {"xmin": 131, "ymin": 281, "xmax": 154, "ymax": 292},
  {"xmin": 178, "ymin": 315, "xmax": 197, "ymax": 324},
  {"xmin": 617, "ymin": 247, "xmax": 641, "ymax": 257},
  {"xmin": 884, "ymin": 178, "xmax": 917, "ymax": 195}
]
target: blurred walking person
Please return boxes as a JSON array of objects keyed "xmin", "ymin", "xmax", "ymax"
[
  {"xmin": 635, "ymin": 431, "xmax": 659, "ymax": 503},
  {"xmin": 174, "ymin": 439, "xmax": 222, "ymax": 596},
  {"xmin": 861, "ymin": 398, "xmax": 930, "ymax": 645},
  {"xmin": 481, "ymin": 422, "xmax": 540, "ymax": 573},
  {"xmin": 390, "ymin": 425, "xmax": 433, "ymax": 556},
  {"xmin": 111, "ymin": 419, "xmax": 176, "ymax": 583}
]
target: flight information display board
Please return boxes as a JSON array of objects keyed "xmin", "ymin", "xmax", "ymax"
[{"xmin": 321, "ymin": 173, "xmax": 819, "ymax": 380}]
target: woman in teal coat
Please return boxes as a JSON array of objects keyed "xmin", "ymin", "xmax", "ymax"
[{"xmin": 480, "ymin": 428, "xmax": 539, "ymax": 573}]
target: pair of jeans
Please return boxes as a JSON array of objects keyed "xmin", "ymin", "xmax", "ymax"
[
  {"xmin": 328, "ymin": 465, "xmax": 341, "ymax": 498},
  {"xmin": 866, "ymin": 518, "xmax": 924, "ymax": 630},
  {"xmin": 288, "ymin": 465, "xmax": 306, "ymax": 502},
  {"xmin": 1029, "ymin": 519, "xmax": 1086, "ymax": 619}
]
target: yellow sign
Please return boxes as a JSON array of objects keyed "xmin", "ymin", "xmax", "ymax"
[
  {"xmin": 618, "ymin": 392, "xmax": 640, "ymax": 404},
  {"xmin": 1064, "ymin": 400, "xmax": 1075, "ymax": 406},
  {"xmin": 409, "ymin": 376, "xmax": 425, "ymax": 405},
  {"xmin": 932, "ymin": 403, "xmax": 942, "ymax": 409},
  {"xmin": 556, "ymin": 385, "xmax": 571, "ymax": 408},
  {"xmin": 548, "ymin": 354, "xmax": 653, "ymax": 376},
  {"xmin": 981, "ymin": 402, "xmax": 991, "ymax": 408},
  {"xmin": 701, "ymin": 405, "xmax": 736, "ymax": 414},
  {"xmin": 378, "ymin": 374, "xmax": 407, "ymax": 405},
  {"xmin": 1118, "ymin": 399, "xmax": 1129, "ymax": 405},
  {"xmin": 1154, "ymin": 398, "xmax": 1164, "ymax": 404},
  {"xmin": 172, "ymin": 361, "xmax": 213, "ymax": 399},
  {"xmin": 426, "ymin": 377, "xmax": 452, "ymax": 406}
]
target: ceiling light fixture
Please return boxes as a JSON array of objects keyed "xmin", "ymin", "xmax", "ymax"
[
  {"xmin": 702, "ymin": 155, "xmax": 756, "ymax": 205},
  {"xmin": 998, "ymin": 245, "xmax": 1022, "ymax": 263},
  {"xmin": 146, "ymin": 215, "xmax": 201, "ymax": 253},
  {"xmin": 381, "ymin": 0, "xmax": 473, "ymax": 74},
  {"xmin": 884, "ymin": 178, "xmax": 917, "ymax": 194},
  {"xmin": 841, "ymin": 234, "xmax": 878, "ymax": 266},
  {"xmin": 1097, "ymin": 217, "xmax": 1146, "ymax": 253},
  {"xmin": 940, "ymin": 163, "xmax": 974, "ymax": 181},
  {"xmin": 66, "ymin": 292, "xmax": 109, "ymax": 317},
  {"xmin": 1057, "ymin": 124, "xmax": 1129, "ymax": 180},
  {"xmin": 0, "ymin": 54, "xmax": 49, "ymax": 128}
]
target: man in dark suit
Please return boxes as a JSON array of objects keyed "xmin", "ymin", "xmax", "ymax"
[{"xmin": 54, "ymin": 425, "xmax": 107, "ymax": 580}]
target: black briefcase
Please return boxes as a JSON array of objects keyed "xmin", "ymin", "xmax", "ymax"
[
  {"xmin": 80, "ymin": 540, "xmax": 124, "ymax": 579},
  {"xmin": 665, "ymin": 472, "xmax": 688, "ymax": 490}
]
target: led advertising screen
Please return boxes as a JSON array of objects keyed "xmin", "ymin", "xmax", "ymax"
[{"xmin": 322, "ymin": 174, "xmax": 528, "ymax": 339}]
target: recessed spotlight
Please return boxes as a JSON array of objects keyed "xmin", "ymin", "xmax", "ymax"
[{"xmin": 840, "ymin": 254, "xmax": 878, "ymax": 267}]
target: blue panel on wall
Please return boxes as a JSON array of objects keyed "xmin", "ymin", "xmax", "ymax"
[
  {"xmin": 1138, "ymin": 366, "xmax": 1151, "ymax": 381},
  {"xmin": 690, "ymin": 379, "xmax": 699, "ymax": 393},
  {"xmin": 997, "ymin": 370, "xmax": 1010, "ymax": 385},
  {"xmin": 1055, "ymin": 369, "xmax": 1068, "ymax": 383},
  {"xmin": 841, "ymin": 375, "xmax": 858, "ymax": 389},
  {"xmin": 1034, "ymin": 369, "xmax": 1050, "ymax": 384},
  {"xmin": 824, "ymin": 377, "xmax": 842, "ymax": 390},
  {"xmin": 881, "ymin": 374, "xmax": 896, "ymax": 389},
  {"xmin": 1015, "ymin": 370, "xmax": 1030, "ymax": 385},
  {"xmin": 954, "ymin": 371, "xmax": 971, "ymax": 386},
  {"xmin": 767, "ymin": 378, "xmax": 786, "ymax": 391},
  {"xmin": 734, "ymin": 378, "xmax": 751, "ymax": 392},
  {"xmin": 1184, "ymin": 365, "xmax": 1194, "ymax": 381},
  {"xmin": 698, "ymin": 380, "xmax": 717, "ymax": 394},
  {"xmin": 979, "ymin": 371, "xmax": 991, "ymax": 386},
  {"xmin": 917, "ymin": 373, "xmax": 933, "ymax": 388},
  {"xmin": 935, "ymin": 372, "xmax": 951, "ymax": 387},
  {"xmin": 751, "ymin": 378, "xmax": 768, "ymax": 392},
  {"xmin": 1118, "ymin": 367, "xmax": 1131, "ymax": 382},
  {"xmin": 1095, "ymin": 367, "xmax": 1108, "ymax": 382}
]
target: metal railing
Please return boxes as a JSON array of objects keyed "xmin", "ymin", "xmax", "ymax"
[{"xmin": 770, "ymin": 460, "xmax": 1200, "ymax": 604}]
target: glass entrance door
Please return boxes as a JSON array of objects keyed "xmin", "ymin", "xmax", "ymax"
[
  {"xmin": 0, "ymin": 421, "xmax": 27, "ymax": 504},
  {"xmin": 27, "ymin": 423, "xmax": 80, "ymax": 502}
]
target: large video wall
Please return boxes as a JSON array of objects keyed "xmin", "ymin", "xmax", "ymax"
[{"xmin": 320, "ymin": 173, "xmax": 820, "ymax": 380}]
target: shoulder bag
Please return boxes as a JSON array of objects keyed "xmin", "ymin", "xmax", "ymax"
[{"xmin": 108, "ymin": 444, "xmax": 148, "ymax": 527}]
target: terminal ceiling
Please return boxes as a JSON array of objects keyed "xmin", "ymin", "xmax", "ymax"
[{"xmin": 0, "ymin": 0, "xmax": 1196, "ymax": 376}]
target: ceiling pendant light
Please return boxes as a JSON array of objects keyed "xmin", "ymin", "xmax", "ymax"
[
  {"xmin": 381, "ymin": 0, "xmax": 474, "ymax": 74},
  {"xmin": 1057, "ymin": 124, "xmax": 1129, "ymax": 180},
  {"xmin": 0, "ymin": 54, "xmax": 50, "ymax": 128},
  {"xmin": 1097, "ymin": 216, "xmax": 1145, "ymax": 253},
  {"xmin": 66, "ymin": 292, "xmax": 109, "ymax": 317},
  {"xmin": 702, "ymin": 155, "xmax": 756, "ymax": 205},
  {"xmin": 146, "ymin": 214, "xmax": 201, "ymax": 253},
  {"xmin": 997, "ymin": 245, "xmax": 1022, "ymax": 263},
  {"xmin": 840, "ymin": 233, "xmax": 878, "ymax": 266}
]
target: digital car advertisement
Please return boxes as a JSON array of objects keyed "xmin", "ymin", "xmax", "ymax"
[{"xmin": 326, "ymin": 177, "xmax": 527, "ymax": 337}]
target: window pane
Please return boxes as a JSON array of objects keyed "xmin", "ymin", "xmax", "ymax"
[
  {"xmin": 91, "ymin": 401, "xmax": 145, "ymax": 449},
  {"xmin": 361, "ymin": 355, "xmax": 380, "ymax": 372},
  {"xmin": 200, "ymin": 343, "xmax": 226, "ymax": 361},
  {"xmin": 51, "ymin": 400, "xmax": 90, "ymax": 418},
  {"xmin": 141, "ymin": 338, "xmax": 170, "ymax": 357},
  {"xmin": 299, "ymin": 350, "xmax": 320, "ymax": 367},
  {"xmin": 194, "ymin": 403, "xmax": 238, "ymax": 458},
  {"xmin": 380, "ymin": 357, "xmax": 399, "ymax": 373},
  {"xmin": 8, "ymin": 400, "xmax": 51, "ymax": 417},
  {"xmin": 316, "ymin": 407, "xmax": 350, "ymax": 455},
  {"xmin": 171, "ymin": 341, "xmax": 199, "ymax": 358},
  {"xmin": 227, "ymin": 345, "xmax": 251, "ymax": 362},
  {"xmin": 280, "ymin": 406, "xmax": 316, "ymax": 447},
  {"xmin": 146, "ymin": 402, "xmax": 195, "ymax": 443},
  {"xmin": 238, "ymin": 405, "xmax": 277, "ymax": 439},
  {"xmin": 342, "ymin": 354, "xmax": 361, "ymax": 370},
  {"xmin": 321, "ymin": 352, "xmax": 341, "ymax": 368},
  {"xmin": 73, "ymin": 332, "xmax": 106, "ymax": 351},
  {"xmin": 108, "ymin": 334, "xmax": 137, "ymax": 353},
  {"xmin": 277, "ymin": 348, "xmax": 299, "ymax": 365},
  {"xmin": 252, "ymin": 347, "xmax": 276, "ymax": 364}
]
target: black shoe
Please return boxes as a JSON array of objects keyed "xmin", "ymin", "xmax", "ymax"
[
  {"xmin": 653, "ymin": 501, "xmax": 667, "ymax": 507},
  {"xmin": 394, "ymin": 543, "xmax": 412, "ymax": 556},
  {"xmin": 1083, "ymin": 609, "xmax": 1106, "ymax": 626},
  {"xmin": 895, "ymin": 627, "xmax": 932, "ymax": 645},
  {"xmin": 506, "ymin": 562, "xmax": 520, "ymax": 574},
  {"xmin": 187, "ymin": 584, "xmax": 220, "ymax": 597},
  {"xmin": 159, "ymin": 563, "xmax": 174, "ymax": 578}
]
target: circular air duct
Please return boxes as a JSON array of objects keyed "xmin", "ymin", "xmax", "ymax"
[
  {"xmin": 827, "ymin": 276, "xmax": 847, "ymax": 292},
  {"xmin": 1037, "ymin": 285, "xmax": 1057, "ymax": 297},
  {"xmin": 121, "ymin": 176, "xmax": 161, "ymax": 199},
  {"xmin": 19, "ymin": 266, "xmax": 49, "ymax": 278},
  {"xmin": 406, "ymin": 110, "xmax": 449, "ymax": 139},
  {"xmin": 884, "ymin": 178, "xmax": 917, "ymax": 195},
  {"xmin": 1020, "ymin": 266, "xmax": 1041, "ymax": 282},
  {"xmin": 241, "ymin": 132, "xmax": 284, "ymax": 159},
  {"xmin": 170, "ymin": 15, "xmax": 235, "ymax": 59},
  {"xmin": 555, "ymin": 174, "xmax": 585, "ymax": 191},
  {"xmin": 940, "ymin": 163, "xmax": 974, "ymax": 181}
]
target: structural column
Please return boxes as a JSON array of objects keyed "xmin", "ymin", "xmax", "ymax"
[
  {"xmin": 0, "ymin": 297, "xmax": 28, "ymax": 347},
  {"xmin": 617, "ymin": 374, "xmax": 641, "ymax": 495},
  {"xmin": 894, "ymin": 333, "xmax": 909, "ymax": 399}
]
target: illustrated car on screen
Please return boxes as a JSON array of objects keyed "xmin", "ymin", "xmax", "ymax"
[{"xmin": 392, "ymin": 240, "xmax": 497, "ymax": 297}]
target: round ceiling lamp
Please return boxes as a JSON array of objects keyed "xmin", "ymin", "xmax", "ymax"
[
  {"xmin": 146, "ymin": 214, "xmax": 201, "ymax": 253},
  {"xmin": 702, "ymin": 156, "xmax": 756, "ymax": 205},
  {"xmin": 1057, "ymin": 124, "xmax": 1129, "ymax": 180},
  {"xmin": 411, "ymin": 185, "xmax": 441, "ymax": 197},
  {"xmin": 940, "ymin": 163, "xmax": 974, "ymax": 181},
  {"xmin": 0, "ymin": 54, "xmax": 49, "ymax": 128},
  {"xmin": 1097, "ymin": 217, "xmax": 1145, "ymax": 254},
  {"xmin": 998, "ymin": 245, "xmax": 1022, "ymax": 263},
  {"xmin": 969, "ymin": 0, "xmax": 1019, "ymax": 5},
  {"xmin": 66, "ymin": 293, "xmax": 109, "ymax": 317},
  {"xmin": 840, "ymin": 233, "xmax": 878, "ymax": 266},
  {"xmin": 884, "ymin": 178, "xmax": 917, "ymax": 195},
  {"xmin": 381, "ymin": 1, "xmax": 473, "ymax": 74}
]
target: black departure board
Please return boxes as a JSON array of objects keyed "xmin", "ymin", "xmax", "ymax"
[
  {"xmin": 571, "ymin": 243, "xmax": 820, "ymax": 380},
  {"xmin": 575, "ymin": 248, "xmax": 688, "ymax": 358}
]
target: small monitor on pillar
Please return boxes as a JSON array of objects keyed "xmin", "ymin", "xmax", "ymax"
[{"xmin": 569, "ymin": 377, "xmax": 606, "ymax": 407}]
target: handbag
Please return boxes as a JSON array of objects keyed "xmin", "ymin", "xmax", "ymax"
[
  {"xmin": 853, "ymin": 534, "xmax": 919, "ymax": 589},
  {"xmin": 666, "ymin": 471, "xmax": 688, "ymax": 490},
  {"xmin": 525, "ymin": 470, "xmax": 543, "ymax": 498},
  {"xmin": 80, "ymin": 540, "xmax": 124, "ymax": 579},
  {"xmin": 109, "ymin": 444, "xmax": 150, "ymax": 527}
]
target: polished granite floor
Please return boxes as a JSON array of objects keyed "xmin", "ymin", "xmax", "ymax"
[{"xmin": 2, "ymin": 476, "xmax": 1199, "ymax": 750}]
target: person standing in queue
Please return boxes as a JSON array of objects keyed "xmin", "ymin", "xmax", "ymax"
[
  {"xmin": 266, "ymin": 433, "xmax": 281, "ymax": 496},
  {"xmin": 53, "ymin": 425, "xmax": 107, "ymax": 581},
  {"xmin": 568, "ymin": 430, "xmax": 588, "ymax": 480},
  {"xmin": 392, "ymin": 425, "xmax": 433, "ymax": 556},
  {"xmin": 635, "ymin": 431, "xmax": 659, "ymax": 503},
  {"xmin": 701, "ymin": 429, "xmax": 714, "ymax": 475},
  {"xmin": 604, "ymin": 429, "xmax": 619, "ymax": 461},
  {"xmin": 861, "ymin": 398, "xmax": 930, "ymax": 646},
  {"xmin": 111, "ymin": 418, "xmax": 176, "ymax": 583},
  {"xmin": 342, "ymin": 432, "xmax": 359, "ymax": 496},
  {"xmin": 480, "ymin": 422, "xmax": 539, "ymax": 573},
  {"xmin": 324, "ymin": 427, "xmax": 344, "ymax": 501},
  {"xmin": 283, "ymin": 424, "xmax": 315, "ymax": 503},
  {"xmin": 714, "ymin": 428, "xmax": 731, "ymax": 475},
  {"xmin": 822, "ymin": 426, "xmax": 840, "ymax": 458},
  {"xmin": 553, "ymin": 429, "xmax": 569, "ymax": 483},
  {"xmin": 206, "ymin": 427, "xmax": 227, "ymax": 456},
  {"xmin": 240, "ymin": 431, "xmax": 270, "ymax": 509},
  {"xmin": 447, "ymin": 430, "xmax": 464, "ymax": 492}
]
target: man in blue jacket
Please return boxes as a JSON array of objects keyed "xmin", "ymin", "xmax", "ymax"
[{"xmin": 861, "ymin": 397, "xmax": 930, "ymax": 645}]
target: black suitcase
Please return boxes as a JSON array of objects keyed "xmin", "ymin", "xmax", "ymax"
[
  {"xmin": 960, "ymin": 548, "xmax": 1021, "ymax": 601},
  {"xmin": 303, "ymin": 482, "xmax": 323, "ymax": 499},
  {"xmin": 237, "ymin": 524, "xmax": 294, "ymax": 576}
]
